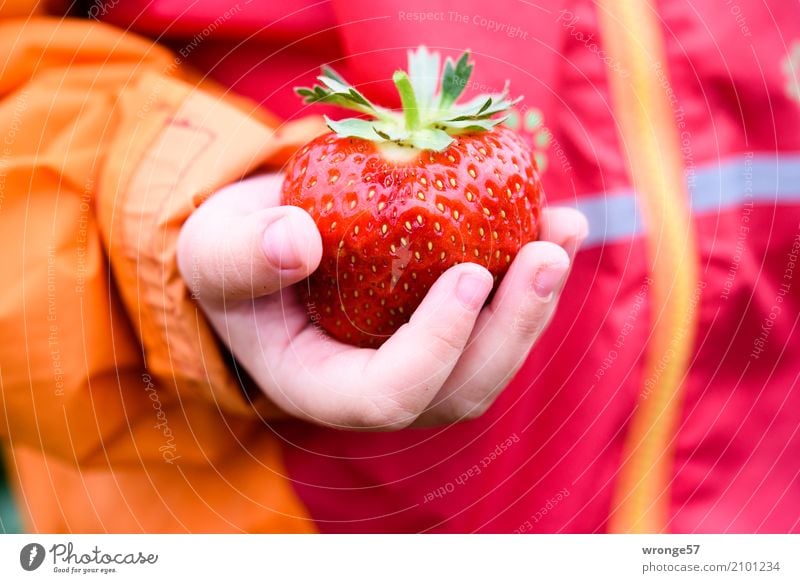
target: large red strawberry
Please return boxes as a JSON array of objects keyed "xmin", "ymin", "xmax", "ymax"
[{"xmin": 282, "ymin": 47, "xmax": 542, "ymax": 348}]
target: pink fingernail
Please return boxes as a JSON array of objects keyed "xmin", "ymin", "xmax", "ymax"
[
  {"xmin": 262, "ymin": 217, "xmax": 302, "ymax": 269},
  {"xmin": 455, "ymin": 271, "xmax": 492, "ymax": 310},
  {"xmin": 532, "ymin": 261, "xmax": 569, "ymax": 300}
]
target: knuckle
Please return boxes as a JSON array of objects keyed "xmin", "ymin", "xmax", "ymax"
[
  {"xmin": 451, "ymin": 395, "xmax": 493, "ymax": 422},
  {"xmin": 510, "ymin": 302, "xmax": 553, "ymax": 338},
  {"xmin": 341, "ymin": 394, "xmax": 421, "ymax": 431},
  {"xmin": 426, "ymin": 323, "xmax": 469, "ymax": 365},
  {"xmin": 361, "ymin": 401, "xmax": 418, "ymax": 431}
]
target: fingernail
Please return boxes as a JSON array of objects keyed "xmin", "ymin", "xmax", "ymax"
[
  {"xmin": 532, "ymin": 260, "xmax": 569, "ymax": 300},
  {"xmin": 262, "ymin": 217, "xmax": 302, "ymax": 270},
  {"xmin": 455, "ymin": 271, "xmax": 493, "ymax": 310}
]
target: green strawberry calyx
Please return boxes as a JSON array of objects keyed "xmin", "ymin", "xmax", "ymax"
[{"xmin": 295, "ymin": 46, "xmax": 521, "ymax": 152}]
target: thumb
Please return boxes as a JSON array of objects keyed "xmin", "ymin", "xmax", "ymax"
[{"xmin": 178, "ymin": 203, "xmax": 322, "ymax": 303}]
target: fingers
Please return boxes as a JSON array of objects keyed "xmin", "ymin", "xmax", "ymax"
[
  {"xmin": 414, "ymin": 242, "xmax": 570, "ymax": 424},
  {"xmin": 413, "ymin": 207, "xmax": 588, "ymax": 426},
  {"xmin": 258, "ymin": 263, "xmax": 494, "ymax": 431},
  {"xmin": 540, "ymin": 206, "xmax": 589, "ymax": 257},
  {"xmin": 177, "ymin": 180, "xmax": 322, "ymax": 303},
  {"xmin": 358, "ymin": 263, "xmax": 493, "ymax": 423}
]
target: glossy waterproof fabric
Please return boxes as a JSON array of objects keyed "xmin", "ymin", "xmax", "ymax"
[{"xmin": 1, "ymin": 0, "xmax": 798, "ymax": 532}]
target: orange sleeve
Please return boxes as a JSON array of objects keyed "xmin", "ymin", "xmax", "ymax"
[
  {"xmin": 0, "ymin": 17, "xmax": 326, "ymax": 466},
  {"xmin": 0, "ymin": 0, "xmax": 63, "ymax": 18}
]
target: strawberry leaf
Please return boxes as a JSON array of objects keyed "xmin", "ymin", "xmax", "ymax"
[
  {"xmin": 393, "ymin": 71, "xmax": 420, "ymax": 131},
  {"xmin": 374, "ymin": 124, "xmax": 410, "ymax": 142},
  {"xmin": 296, "ymin": 47, "xmax": 520, "ymax": 152},
  {"xmin": 408, "ymin": 46, "xmax": 440, "ymax": 111},
  {"xmin": 296, "ymin": 70, "xmax": 391, "ymax": 120},
  {"xmin": 325, "ymin": 117, "xmax": 382, "ymax": 141},
  {"xmin": 439, "ymin": 51, "xmax": 473, "ymax": 109},
  {"xmin": 438, "ymin": 117, "xmax": 506, "ymax": 131},
  {"xmin": 320, "ymin": 65, "xmax": 347, "ymax": 85},
  {"xmin": 408, "ymin": 128, "xmax": 454, "ymax": 150}
]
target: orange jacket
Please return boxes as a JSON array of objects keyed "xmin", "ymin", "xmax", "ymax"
[{"xmin": 0, "ymin": 6, "xmax": 326, "ymax": 531}]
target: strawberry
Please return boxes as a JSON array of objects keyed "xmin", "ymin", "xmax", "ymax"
[{"xmin": 282, "ymin": 47, "xmax": 542, "ymax": 348}]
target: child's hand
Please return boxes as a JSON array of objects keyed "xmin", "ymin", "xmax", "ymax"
[{"xmin": 177, "ymin": 173, "xmax": 587, "ymax": 430}]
